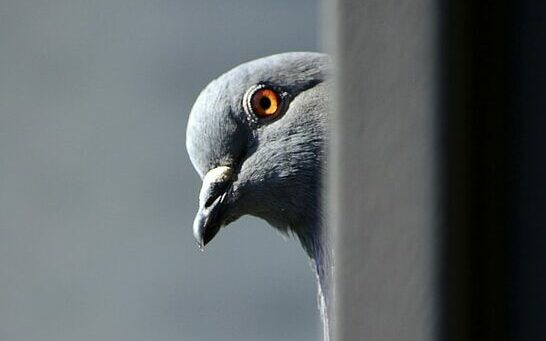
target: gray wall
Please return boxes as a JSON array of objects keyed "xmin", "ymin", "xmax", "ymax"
[
  {"xmin": 331, "ymin": 0, "xmax": 438, "ymax": 340},
  {"xmin": 0, "ymin": 1, "xmax": 321, "ymax": 340},
  {"xmin": 331, "ymin": 1, "xmax": 546, "ymax": 340}
]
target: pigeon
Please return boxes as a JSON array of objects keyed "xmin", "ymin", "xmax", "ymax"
[{"xmin": 186, "ymin": 52, "xmax": 332, "ymax": 340}]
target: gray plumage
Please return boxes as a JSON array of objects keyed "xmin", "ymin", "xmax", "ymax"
[{"xmin": 186, "ymin": 52, "xmax": 331, "ymax": 340}]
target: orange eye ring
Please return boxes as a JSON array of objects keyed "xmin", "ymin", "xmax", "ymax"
[{"xmin": 250, "ymin": 88, "xmax": 281, "ymax": 118}]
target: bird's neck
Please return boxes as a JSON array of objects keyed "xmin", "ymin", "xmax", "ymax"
[
  {"xmin": 297, "ymin": 220, "xmax": 332, "ymax": 341},
  {"xmin": 299, "ymin": 228, "xmax": 330, "ymax": 286}
]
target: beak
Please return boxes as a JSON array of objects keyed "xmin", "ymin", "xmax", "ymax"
[{"xmin": 193, "ymin": 166, "xmax": 234, "ymax": 249}]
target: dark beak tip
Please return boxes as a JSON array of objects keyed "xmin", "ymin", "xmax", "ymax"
[
  {"xmin": 193, "ymin": 217, "xmax": 221, "ymax": 252},
  {"xmin": 194, "ymin": 234, "xmax": 211, "ymax": 250},
  {"xmin": 195, "ymin": 239, "xmax": 205, "ymax": 251},
  {"xmin": 202, "ymin": 225, "xmax": 220, "ymax": 246}
]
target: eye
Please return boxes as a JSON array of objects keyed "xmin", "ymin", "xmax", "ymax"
[{"xmin": 250, "ymin": 88, "xmax": 281, "ymax": 118}]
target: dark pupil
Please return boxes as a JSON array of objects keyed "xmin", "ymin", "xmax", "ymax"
[{"xmin": 259, "ymin": 96, "xmax": 271, "ymax": 110}]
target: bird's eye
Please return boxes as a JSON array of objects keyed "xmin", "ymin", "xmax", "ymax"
[{"xmin": 250, "ymin": 88, "xmax": 281, "ymax": 118}]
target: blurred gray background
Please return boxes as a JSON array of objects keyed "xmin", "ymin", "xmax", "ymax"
[{"xmin": 0, "ymin": 0, "xmax": 321, "ymax": 340}]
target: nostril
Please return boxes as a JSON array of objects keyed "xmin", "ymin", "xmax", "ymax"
[
  {"xmin": 204, "ymin": 191, "xmax": 222, "ymax": 208},
  {"xmin": 201, "ymin": 180, "xmax": 231, "ymax": 208}
]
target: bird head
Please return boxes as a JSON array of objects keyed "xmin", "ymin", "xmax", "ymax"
[{"xmin": 186, "ymin": 52, "xmax": 330, "ymax": 250}]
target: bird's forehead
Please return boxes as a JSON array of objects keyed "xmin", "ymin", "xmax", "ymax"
[{"xmin": 186, "ymin": 81, "xmax": 248, "ymax": 178}]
